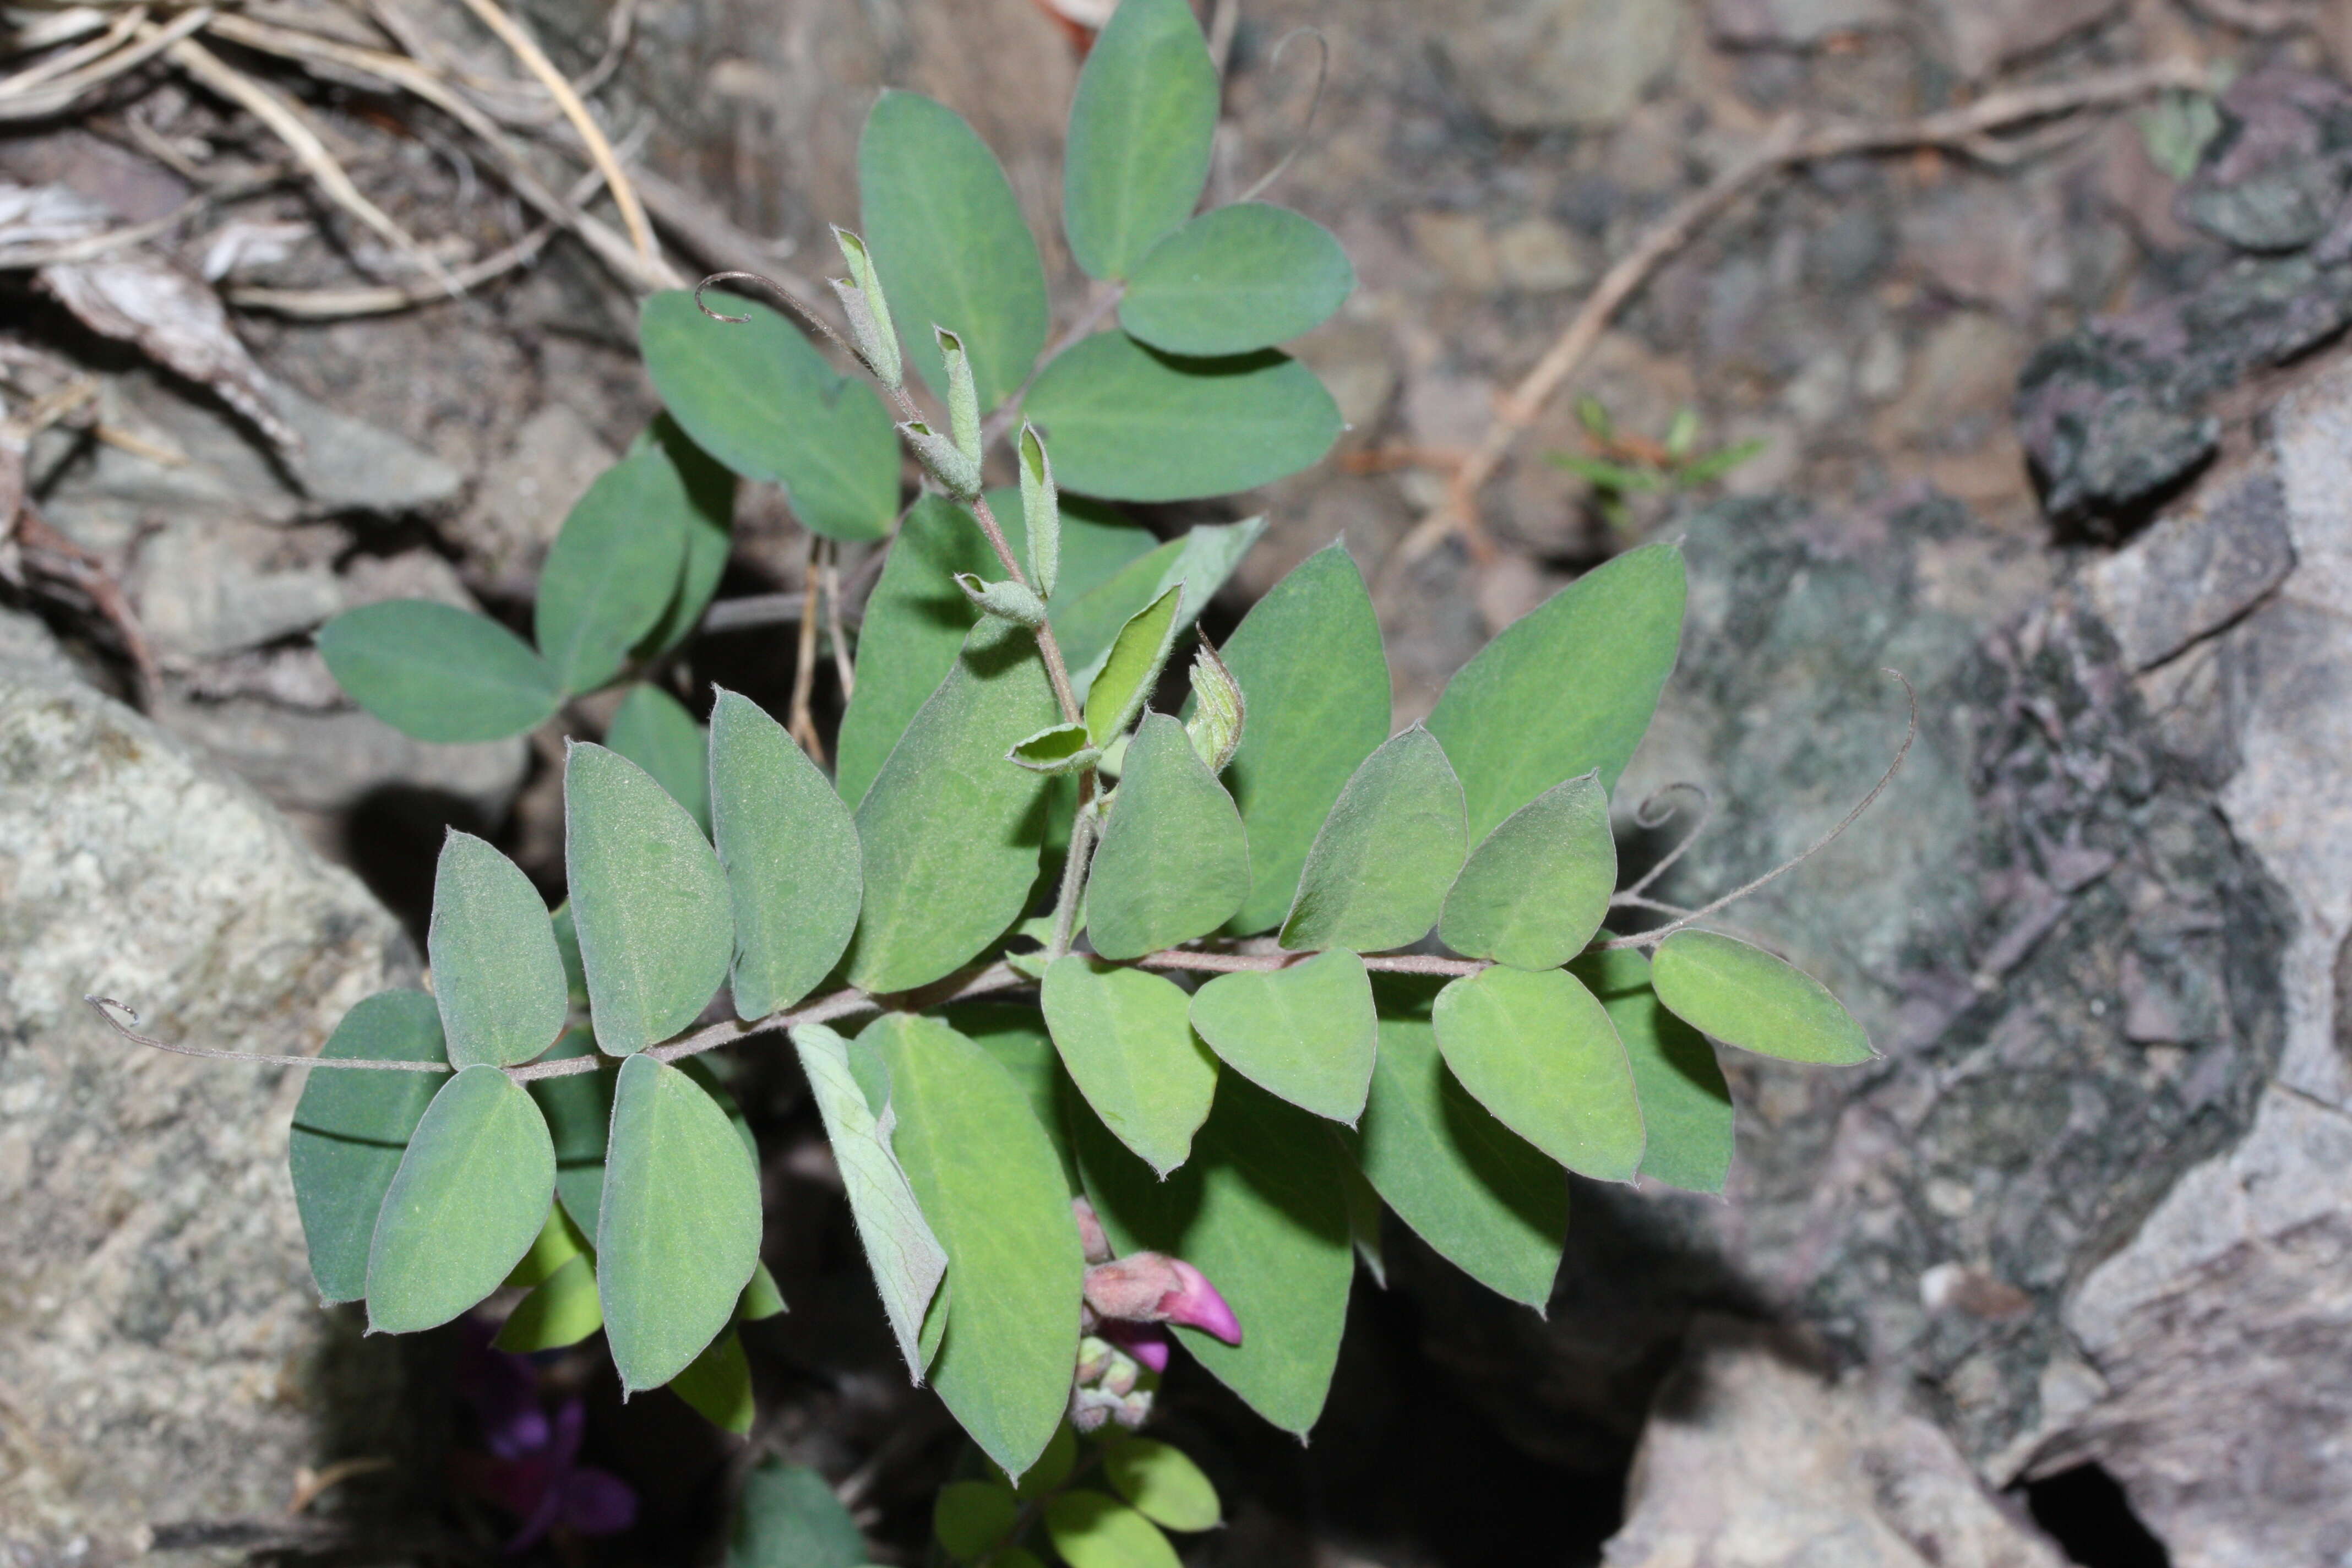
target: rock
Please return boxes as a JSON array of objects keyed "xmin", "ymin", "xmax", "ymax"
[
  {"xmin": 0, "ymin": 661, "xmax": 429, "ymax": 1562},
  {"xmin": 2015, "ymin": 254, "xmax": 2352, "ymax": 520},
  {"xmin": 1603, "ymin": 1318, "xmax": 2067, "ymax": 1568},
  {"xmin": 1407, "ymin": 210, "xmax": 1499, "ymax": 294},
  {"xmin": 456, "ymin": 402, "xmax": 616, "ymax": 594},
  {"xmin": 272, "ymin": 380, "xmax": 462, "ymax": 515},
  {"xmin": 1707, "ymin": 0, "xmax": 1899, "ymax": 47},
  {"xmin": 129, "ymin": 517, "xmax": 344, "ymax": 662},
  {"xmin": 1928, "ymin": 0, "xmax": 2121, "ymax": 80},
  {"xmin": 152, "ymin": 690, "xmax": 530, "ymax": 818},
  {"xmin": 0, "ymin": 603, "xmax": 80, "ymax": 684},
  {"xmin": 2176, "ymin": 67, "xmax": 2352, "ymax": 255},
  {"xmin": 1875, "ymin": 312, "xmax": 2028, "ymax": 449},
  {"xmin": 1897, "ymin": 182, "xmax": 2065, "ymax": 317},
  {"xmin": 2035, "ymin": 1088, "xmax": 2352, "ymax": 1568},
  {"xmin": 1434, "ymin": 0, "xmax": 1686, "ymax": 133},
  {"xmin": 1494, "ymin": 217, "xmax": 1592, "ymax": 293},
  {"xmin": 2082, "ymin": 456, "xmax": 2295, "ymax": 671}
]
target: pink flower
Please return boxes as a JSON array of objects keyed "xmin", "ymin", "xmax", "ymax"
[{"xmin": 1081, "ymin": 1253, "xmax": 1242, "ymax": 1346}]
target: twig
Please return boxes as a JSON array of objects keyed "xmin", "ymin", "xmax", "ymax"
[
  {"xmin": 0, "ymin": 3, "xmax": 143, "ymax": 95},
  {"xmin": 225, "ymin": 224, "xmax": 556, "ymax": 316},
  {"xmin": 1601, "ymin": 669, "xmax": 1915, "ymax": 951},
  {"xmin": 788, "ymin": 533, "xmax": 824, "ymax": 761},
  {"xmin": 86, "ymin": 995, "xmax": 450, "ymax": 1072},
  {"xmin": 1234, "ymin": 28, "xmax": 1327, "ymax": 205},
  {"xmin": 1620, "ymin": 781, "xmax": 1712, "ymax": 902},
  {"xmin": 823, "ymin": 538, "xmax": 856, "ymax": 700},
  {"xmin": 17, "ymin": 505, "xmax": 161, "ymax": 698},
  {"xmin": 0, "ymin": 194, "xmax": 208, "ymax": 268},
  {"xmin": 980, "ymin": 280, "xmax": 1123, "ymax": 445},
  {"xmin": 1134, "ymin": 949, "xmax": 1487, "ymax": 976},
  {"xmin": 445, "ymin": 0, "xmax": 663, "ymax": 275},
  {"xmin": 159, "ymin": 29, "xmax": 459, "ymax": 295},
  {"xmin": 0, "ymin": 7, "xmax": 210, "ymax": 124},
  {"xmin": 1374, "ymin": 58, "xmax": 2208, "ymax": 595}
]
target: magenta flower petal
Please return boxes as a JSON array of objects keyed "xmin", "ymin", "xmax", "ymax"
[
  {"xmin": 1155, "ymin": 1260, "xmax": 1242, "ymax": 1345},
  {"xmin": 1098, "ymin": 1320, "xmax": 1172, "ymax": 1374}
]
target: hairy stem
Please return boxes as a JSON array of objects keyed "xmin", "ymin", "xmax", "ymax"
[{"xmin": 1046, "ymin": 783, "xmax": 1100, "ymax": 964}]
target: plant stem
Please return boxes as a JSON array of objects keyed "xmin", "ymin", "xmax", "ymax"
[
  {"xmin": 1045, "ymin": 782, "xmax": 1099, "ymax": 963},
  {"xmin": 966, "ymin": 489, "xmax": 1084, "ymax": 728}
]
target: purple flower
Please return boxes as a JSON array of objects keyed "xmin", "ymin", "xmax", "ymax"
[
  {"xmin": 1097, "ymin": 1319, "xmax": 1172, "ymax": 1374},
  {"xmin": 453, "ymin": 1321, "xmax": 636, "ymax": 1551},
  {"xmin": 1081, "ymin": 1253, "xmax": 1243, "ymax": 1346}
]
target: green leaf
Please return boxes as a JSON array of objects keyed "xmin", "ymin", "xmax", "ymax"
[
  {"xmin": 1187, "ymin": 948, "xmax": 1376, "ymax": 1123},
  {"xmin": 1649, "ymin": 929, "xmax": 1875, "ymax": 1066},
  {"xmin": 598, "ymin": 1052, "xmax": 765, "ymax": 1391},
  {"xmin": 1041, "ymin": 957, "xmax": 1217, "ymax": 1175},
  {"xmin": 1349, "ymin": 977, "xmax": 1566, "ymax": 1308},
  {"xmin": 1426, "ymin": 541, "xmax": 1685, "ymax": 842},
  {"xmin": 1571, "ymin": 947, "xmax": 1733, "ymax": 1195},
  {"xmin": 534, "ymin": 446, "xmax": 693, "ymax": 694},
  {"xmin": 551, "ymin": 902, "xmax": 588, "ymax": 1008},
  {"xmin": 1059, "ymin": 518, "xmax": 1266, "ymax": 694},
  {"xmin": 711, "ymin": 690, "xmax": 862, "ymax": 1017},
  {"xmin": 859, "ymin": 90, "xmax": 1049, "ymax": 410},
  {"xmin": 728, "ymin": 1460, "xmax": 868, "ymax": 1568},
  {"xmin": 1211, "ymin": 542, "xmax": 1389, "ymax": 934},
  {"xmin": 426, "ymin": 831, "xmax": 567, "ymax": 1069},
  {"xmin": 1016, "ymin": 1421, "xmax": 1078, "ymax": 1500},
  {"xmin": 503, "ymin": 1200, "xmax": 588, "ymax": 1288},
  {"xmin": 1074, "ymin": 1074, "xmax": 1353, "ymax": 1435},
  {"xmin": 941, "ymin": 1003, "xmax": 1079, "ymax": 1193},
  {"xmin": 1023, "ymin": 333, "xmax": 1341, "ymax": 502},
  {"xmin": 790, "ymin": 1023, "xmax": 949, "ymax": 1379},
  {"xmin": 639, "ymin": 289, "xmax": 898, "ymax": 541},
  {"xmin": 529, "ymin": 1028, "xmax": 613, "ymax": 1230},
  {"xmin": 843, "ymin": 619, "xmax": 1058, "ymax": 994},
  {"xmin": 1183, "ymin": 641, "xmax": 1243, "ymax": 773},
  {"xmin": 1431, "ymin": 967, "xmax": 1643, "ymax": 1182},
  {"xmin": 1103, "ymin": 1436, "xmax": 1221, "ymax": 1531},
  {"xmin": 1339, "ymin": 1144, "xmax": 1387, "ymax": 1287},
  {"xmin": 288, "ymin": 990, "xmax": 447, "ymax": 1303},
  {"xmin": 1083, "ymin": 586, "xmax": 1183, "ymax": 748},
  {"xmin": 565, "ymin": 743, "xmax": 732, "ymax": 1054},
  {"xmin": 739, "ymin": 1260, "xmax": 787, "ymax": 1321},
  {"xmin": 605, "ymin": 684, "xmax": 712, "ymax": 835},
  {"xmin": 1044, "ymin": 1491, "xmax": 1181, "ymax": 1568},
  {"xmin": 1021, "ymin": 426, "xmax": 1059, "ymax": 597},
  {"xmin": 867, "ymin": 1013, "xmax": 1084, "ymax": 1478},
  {"xmin": 670, "ymin": 1327, "xmax": 755, "ymax": 1434},
  {"xmin": 1063, "ymin": 0, "xmax": 1218, "ymax": 281},
  {"xmin": 366, "ymin": 1064, "xmax": 554, "ymax": 1333},
  {"xmin": 1279, "ymin": 726, "xmax": 1466, "ymax": 953},
  {"xmin": 495, "ymin": 1253, "xmax": 603, "ymax": 1351},
  {"xmin": 1085, "ymin": 714, "xmax": 1252, "ymax": 960},
  {"xmin": 1009, "ymin": 721, "xmax": 1102, "ymax": 775},
  {"xmin": 1436, "ymin": 772, "xmax": 1615, "ymax": 971},
  {"xmin": 317, "ymin": 599, "xmax": 557, "ymax": 743},
  {"xmin": 1121, "ymin": 204, "xmax": 1354, "ymax": 356},
  {"xmin": 934, "ymin": 1480, "xmax": 1019, "ymax": 1560},
  {"xmin": 637, "ymin": 416, "xmax": 738, "ymax": 659}
]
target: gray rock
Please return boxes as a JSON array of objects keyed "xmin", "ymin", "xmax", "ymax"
[
  {"xmin": 129, "ymin": 517, "xmax": 344, "ymax": 661},
  {"xmin": 0, "ymin": 662, "xmax": 430, "ymax": 1562},
  {"xmin": 2177, "ymin": 67, "xmax": 2352, "ymax": 254},
  {"xmin": 1707, "ymin": 0, "xmax": 1898, "ymax": 47},
  {"xmin": 2083, "ymin": 456, "xmax": 2295, "ymax": 671},
  {"xmin": 273, "ymin": 380, "xmax": 463, "ymax": 515},
  {"xmin": 2039, "ymin": 1088, "xmax": 2352, "ymax": 1568},
  {"xmin": 1433, "ymin": 0, "xmax": 1686, "ymax": 132},
  {"xmin": 0, "ymin": 603, "xmax": 79, "ymax": 684},
  {"xmin": 153, "ymin": 689, "xmax": 530, "ymax": 817},
  {"xmin": 456, "ymin": 401, "xmax": 615, "ymax": 594},
  {"xmin": 1603, "ymin": 1318, "xmax": 2067, "ymax": 1568},
  {"xmin": 1928, "ymin": 0, "xmax": 2120, "ymax": 79}
]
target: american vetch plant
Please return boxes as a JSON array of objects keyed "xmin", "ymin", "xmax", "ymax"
[{"xmin": 91, "ymin": 3, "xmax": 1892, "ymax": 1561}]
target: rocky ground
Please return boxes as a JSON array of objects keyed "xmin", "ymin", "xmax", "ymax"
[{"xmin": 8, "ymin": 0, "xmax": 2352, "ymax": 1564}]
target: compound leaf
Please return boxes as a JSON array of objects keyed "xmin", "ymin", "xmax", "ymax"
[
  {"xmin": 1348, "ymin": 977, "xmax": 1566, "ymax": 1308},
  {"xmin": 528, "ymin": 1028, "xmax": 614, "ymax": 1231},
  {"xmin": 366, "ymin": 1064, "xmax": 554, "ymax": 1333},
  {"xmin": 1075, "ymin": 1072, "xmax": 1352, "ymax": 1436},
  {"xmin": 606, "ymin": 683, "xmax": 712, "ymax": 835},
  {"xmin": 1212, "ymin": 543, "xmax": 1389, "ymax": 934},
  {"xmin": 1023, "ymin": 333, "xmax": 1340, "ymax": 502},
  {"xmin": 1571, "ymin": 947, "xmax": 1734, "ymax": 1194},
  {"xmin": 943, "ymin": 1003, "xmax": 1079, "ymax": 1193},
  {"xmin": 1058, "ymin": 517, "xmax": 1265, "ymax": 695},
  {"xmin": 1426, "ymin": 541, "xmax": 1685, "ymax": 842},
  {"xmin": 1431, "ymin": 967, "xmax": 1643, "ymax": 1183},
  {"xmin": 599, "ymin": 1052, "xmax": 765, "ymax": 1392},
  {"xmin": 533, "ymin": 445, "xmax": 693, "ymax": 695},
  {"xmin": 1280, "ymin": 726, "xmax": 1466, "ymax": 954},
  {"xmin": 638, "ymin": 416, "xmax": 737, "ymax": 658},
  {"xmin": 639, "ymin": 289, "xmax": 898, "ymax": 541},
  {"xmin": 1041, "ymin": 957, "xmax": 1218, "ymax": 1176},
  {"xmin": 1086, "ymin": 714, "xmax": 1251, "ymax": 960},
  {"xmin": 1063, "ymin": 0, "xmax": 1217, "ymax": 280},
  {"xmin": 670, "ymin": 1327, "xmax": 755, "ymax": 1434},
  {"xmin": 495, "ymin": 1253, "xmax": 603, "ymax": 1352},
  {"xmin": 935, "ymin": 1480, "xmax": 1020, "ymax": 1560},
  {"xmin": 288, "ymin": 990, "xmax": 447, "ymax": 1303},
  {"xmin": 317, "ymin": 599, "xmax": 557, "ymax": 743},
  {"xmin": 1122, "ymin": 204, "xmax": 1354, "ymax": 356},
  {"xmin": 790, "ymin": 1022, "xmax": 948, "ymax": 1381},
  {"xmin": 1044, "ymin": 1491, "xmax": 1180, "ymax": 1568},
  {"xmin": 728, "ymin": 1459, "xmax": 868, "ymax": 1568},
  {"xmin": 428, "ymin": 831, "xmax": 568, "ymax": 1069},
  {"xmin": 1649, "ymin": 929, "xmax": 1875, "ymax": 1066},
  {"xmin": 1083, "ymin": 585, "xmax": 1182, "ymax": 749},
  {"xmin": 711, "ymin": 690, "xmax": 862, "ymax": 1016},
  {"xmin": 1103, "ymin": 1436, "xmax": 1221, "ymax": 1532},
  {"xmin": 565, "ymin": 742, "xmax": 734, "ymax": 1054},
  {"xmin": 1187, "ymin": 948, "xmax": 1376, "ymax": 1124},
  {"xmin": 1436, "ymin": 773, "xmax": 1614, "ymax": 971},
  {"xmin": 860, "ymin": 90, "xmax": 1049, "ymax": 410},
  {"xmin": 868, "ymin": 1013, "xmax": 1084, "ymax": 1479},
  {"xmin": 843, "ymin": 619, "xmax": 1058, "ymax": 994}
]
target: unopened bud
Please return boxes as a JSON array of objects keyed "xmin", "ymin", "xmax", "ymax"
[
  {"xmin": 935, "ymin": 327, "xmax": 981, "ymax": 465},
  {"xmin": 1072, "ymin": 1197, "xmax": 1112, "ymax": 1265},
  {"xmin": 1113, "ymin": 1389, "xmax": 1153, "ymax": 1429},
  {"xmin": 829, "ymin": 227, "xmax": 901, "ymax": 388},
  {"xmin": 902, "ymin": 420, "xmax": 981, "ymax": 499},
  {"xmin": 1020, "ymin": 424, "xmax": 1060, "ymax": 600},
  {"xmin": 1185, "ymin": 641, "xmax": 1245, "ymax": 774},
  {"xmin": 955, "ymin": 573, "xmax": 1048, "ymax": 629},
  {"xmin": 1075, "ymin": 1335, "xmax": 1113, "ymax": 1385}
]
